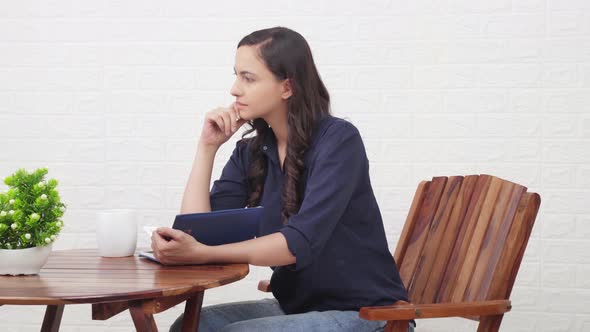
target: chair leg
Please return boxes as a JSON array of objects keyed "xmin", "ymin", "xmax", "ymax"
[
  {"xmin": 478, "ymin": 314, "xmax": 503, "ymax": 332},
  {"xmin": 385, "ymin": 320, "xmax": 410, "ymax": 332},
  {"xmin": 41, "ymin": 305, "xmax": 65, "ymax": 332},
  {"xmin": 181, "ymin": 291, "xmax": 204, "ymax": 332},
  {"xmin": 129, "ymin": 300, "xmax": 158, "ymax": 332}
]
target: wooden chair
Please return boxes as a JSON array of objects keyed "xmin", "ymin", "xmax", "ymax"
[{"xmin": 258, "ymin": 174, "xmax": 541, "ymax": 332}]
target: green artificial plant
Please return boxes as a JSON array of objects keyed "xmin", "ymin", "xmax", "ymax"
[{"xmin": 0, "ymin": 168, "xmax": 66, "ymax": 249}]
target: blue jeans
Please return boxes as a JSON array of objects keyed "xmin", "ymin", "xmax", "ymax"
[{"xmin": 169, "ymin": 298, "xmax": 415, "ymax": 332}]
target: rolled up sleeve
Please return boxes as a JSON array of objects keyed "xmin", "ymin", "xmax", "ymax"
[
  {"xmin": 209, "ymin": 140, "xmax": 249, "ymax": 211},
  {"xmin": 279, "ymin": 122, "xmax": 366, "ymax": 271}
]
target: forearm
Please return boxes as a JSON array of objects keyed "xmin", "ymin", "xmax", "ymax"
[
  {"xmin": 180, "ymin": 142, "xmax": 219, "ymax": 214},
  {"xmin": 204, "ymin": 232, "xmax": 296, "ymax": 267}
]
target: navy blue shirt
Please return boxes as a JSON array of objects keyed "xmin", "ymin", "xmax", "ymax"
[{"xmin": 209, "ymin": 115, "xmax": 409, "ymax": 314}]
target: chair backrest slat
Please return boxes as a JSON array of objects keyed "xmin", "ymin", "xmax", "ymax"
[
  {"xmin": 419, "ymin": 175, "xmax": 479, "ymax": 304},
  {"xmin": 399, "ymin": 177, "xmax": 447, "ymax": 299},
  {"xmin": 468, "ymin": 183, "xmax": 526, "ymax": 302},
  {"xmin": 452, "ymin": 176, "xmax": 504, "ymax": 302},
  {"xmin": 485, "ymin": 192, "xmax": 540, "ymax": 300},
  {"xmin": 435, "ymin": 175, "xmax": 492, "ymax": 302},
  {"xmin": 437, "ymin": 175, "xmax": 492, "ymax": 303},
  {"xmin": 412, "ymin": 176, "xmax": 463, "ymax": 304},
  {"xmin": 394, "ymin": 181, "xmax": 429, "ymax": 270}
]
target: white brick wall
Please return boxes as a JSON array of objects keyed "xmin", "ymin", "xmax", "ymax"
[{"xmin": 0, "ymin": 0, "xmax": 588, "ymax": 331}]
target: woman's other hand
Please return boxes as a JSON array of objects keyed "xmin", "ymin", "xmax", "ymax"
[
  {"xmin": 150, "ymin": 227, "xmax": 210, "ymax": 265},
  {"xmin": 199, "ymin": 103, "xmax": 248, "ymax": 148}
]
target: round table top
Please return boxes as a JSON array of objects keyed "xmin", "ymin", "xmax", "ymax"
[{"xmin": 0, "ymin": 248, "xmax": 249, "ymax": 305}]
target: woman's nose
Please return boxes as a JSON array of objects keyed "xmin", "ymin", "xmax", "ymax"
[{"xmin": 230, "ymin": 79, "xmax": 242, "ymax": 97}]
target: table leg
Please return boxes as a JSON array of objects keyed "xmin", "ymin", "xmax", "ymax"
[
  {"xmin": 129, "ymin": 300, "xmax": 158, "ymax": 332},
  {"xmin": 181, "ymin": 291, "xmax": 204, "ymax": 332},
  {"xmin": 41, "ymin": 305, "xmax": 65, "ymax": 332}
]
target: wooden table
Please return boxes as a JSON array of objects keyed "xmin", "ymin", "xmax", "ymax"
[{"xmin": 0, "ymin": 249, "xmax": 249, "ymax": 332}]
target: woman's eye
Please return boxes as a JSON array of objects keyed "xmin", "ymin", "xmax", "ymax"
[{"xmin": 233, "ymin": 72, "xmax": 253, "ymax": 83}]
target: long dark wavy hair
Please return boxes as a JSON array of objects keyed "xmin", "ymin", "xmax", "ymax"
[{"xmin": 238, "ymin": 27, "xmax": 331, "ymax": 224}]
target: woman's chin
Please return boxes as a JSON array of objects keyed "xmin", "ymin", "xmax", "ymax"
[{"xmin": 238, "ymin": 109, "xmax": 255, "ymax": 121}]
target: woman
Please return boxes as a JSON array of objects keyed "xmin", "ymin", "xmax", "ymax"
[{"xmin": 151, "ymin": 27, "xmax": 413, "ymax": 332}]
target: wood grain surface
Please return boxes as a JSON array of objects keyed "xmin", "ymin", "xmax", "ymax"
[{"xmin": 0, "ymin": 248, "xmax": 249, "ymax": 305}]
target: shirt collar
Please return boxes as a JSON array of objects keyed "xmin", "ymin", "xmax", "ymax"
[{"xmin": 260, "ymin": 114, "xmax": 333, "ymax": 164}]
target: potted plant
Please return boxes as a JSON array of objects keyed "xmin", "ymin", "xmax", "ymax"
[{"xmin": 0, "ymin": 168, "xmax": 66, "ymax": 275}]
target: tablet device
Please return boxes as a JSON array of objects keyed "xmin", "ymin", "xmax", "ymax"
[
  {"xmin": 172, "ymin": 206, "xmax": 263, "ymax": 246},
  {"xmin": 138, "ymin": 206, "xmax": 264, "ymax": 263}
]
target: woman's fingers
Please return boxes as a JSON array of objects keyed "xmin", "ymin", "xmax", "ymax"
[
  {"xmin": 206, "ymin": 105, "xmax": 244, "ymax": 138},
  {"xmin": 152, "ymin": 231, "xmax": 168, "ymax": 248},
  {"xmin": 220, "ymin": 111, "xmax": 232, "ymax": 136},
  {"xmin": 230, "ymin": 103, "xmax": 246, "ymax": 131},
  {"xmin": 211, "ymin": 112, "xmax": 225, "ymax": 134},
  {"xmin": 233, "ymin": 103, "xmax": 241, "ymax": 121},
  {"xmin": 232, "ymin": 103, "xmax": 240, "ymax": 130},
  {"xmin": 155, "ymin": 227, "xmax": 184, "ymax": 241},
  {"xmin": 231, "ymin": 103, "xmax": 239, "ymax": 132},
  {"xmin": 150, "ymin": 232, "xmax": 161, "ymax": 258}
]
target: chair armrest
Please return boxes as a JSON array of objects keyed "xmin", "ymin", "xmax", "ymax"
[
  {"xmin": 258, "ymin": 280, "xmax": 271, "ymax": 292},
  {"xmin": 359, "ymin": 300, "xmax": 511, "ymax": 321}
]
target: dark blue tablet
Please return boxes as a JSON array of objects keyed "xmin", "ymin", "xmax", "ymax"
[{"xmin": 172, "ymin": 206, "xmax": 264, "ymax": 246}]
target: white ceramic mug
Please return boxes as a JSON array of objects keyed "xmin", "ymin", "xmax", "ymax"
[{"xmin": 96, "ymin": 209, "xmax": 137, "ymax": 257}]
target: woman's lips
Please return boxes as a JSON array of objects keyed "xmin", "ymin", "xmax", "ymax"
[{"xmin": 235, "ymin": 102, "xmax": 248, "ymax": 109}]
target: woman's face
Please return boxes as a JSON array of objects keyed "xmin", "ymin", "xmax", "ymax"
[{"xmin": 230, "ymin": 45, "xmax": 291, "ymax": 121}]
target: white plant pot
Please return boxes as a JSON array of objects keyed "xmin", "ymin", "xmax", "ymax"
[{"xmin": 0, "ymin": 244, "xmax": 53, "ymax": 275}]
